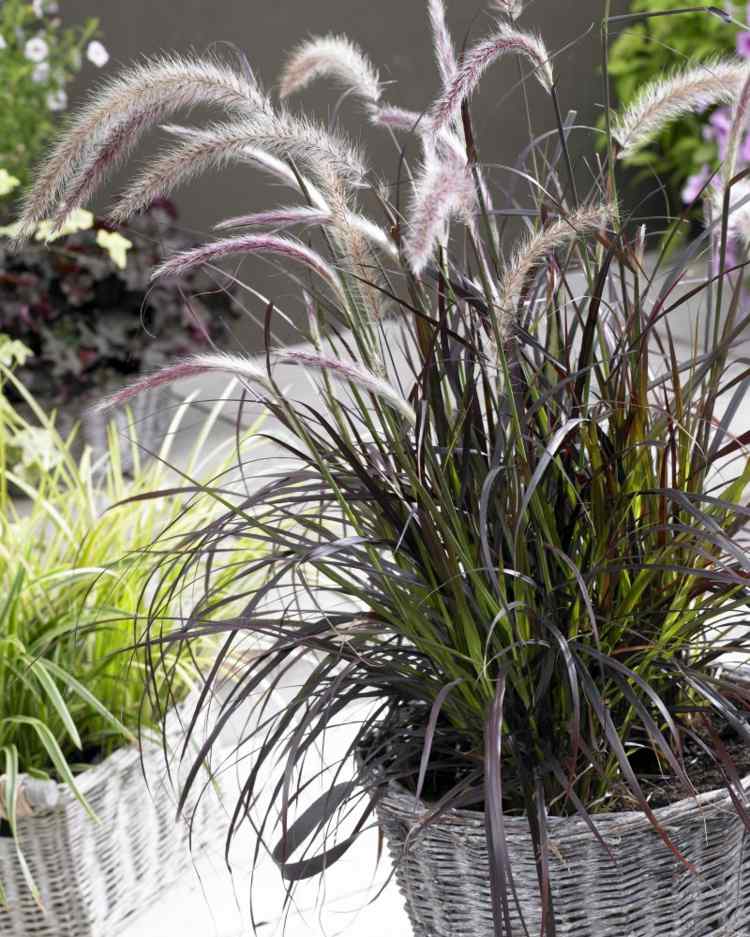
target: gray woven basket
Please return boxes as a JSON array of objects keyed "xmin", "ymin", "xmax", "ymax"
[
  {"xmin": 376, "ymin": 774, "xmax": 750, "ymax": 937},
  {"xmin": 0, "ymin": 701, "xmax": 229, "ymax": 937}
]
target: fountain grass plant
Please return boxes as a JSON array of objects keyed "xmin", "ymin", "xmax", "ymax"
[
  {"xmin": 0, "ymin": 350, "xmax": 263, "ymax": 906},
  {"xmin": 10, "ymin": 0, "xmax": 750, "ymax": 932}
]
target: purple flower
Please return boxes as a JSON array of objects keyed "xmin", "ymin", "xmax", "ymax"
[
  {"xmin": 739, "ymin": 31, "xmax": 750, "ymax": 59},
  {"xmin": 682, "ymin": 165, "xmax": 711, "ymax": 205},
  {"xmin": 705, "ymin": 107, "xmax": 732, "ymax": 159}
]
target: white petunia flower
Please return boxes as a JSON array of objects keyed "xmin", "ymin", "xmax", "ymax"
[
  {"xmin": 86, "ymin": 40, "xmax": 109, "ymax": 68},
  {"xmin": 24, "ymin": 36, "xmax": 49, "ymax": 63},
  {"xmin": 0, "ymin": 36, "xmax": 7, "ymax": 51},
  {"xmin": 32, "ymin": 0, "xmax": 45, "ymax": 16},
  {"xmin": 32, "ymin": 62, "xmax": 50, "ymax": 83},
  {"xmin": 46, "ymin": 89, "xmax": 67, "ymax": 111}
]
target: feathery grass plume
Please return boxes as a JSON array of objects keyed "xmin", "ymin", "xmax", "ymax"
[
  {"xmin": 215, "ymin": 205, "xmax": 333, "ymax": 231},
  {"xmin": 708, "ymin": 178, "xmax": 750, "ymax": 247},
  {"xmin": 612, "ymin": 58, "xmax": 749, "ymax": 160},
  {"xmin": 500, "ymin": 203, "xmax": 612, "ymax": 321},
  {"xmin": 110, "ymin": 111, "xmax": 366, "ymax": 223},
  {"xmin": 152, "ymin": 232, "xmax": 342, "ymax": 293},
  {"xmin": 430, "ymin": 21, "xmax": 554, "ymax": 134},
  {"xmin": 370, "ymin": 104, "xmax": 425, "ymax": 133},
  {"xmin": 725, "ymin": 70, "xmax": 750, "ymax": 183},
  {"xmin": 109, "ymin": 123, "xmax": 328, "ymax": 222},
  {"xmin": 274, "ymin": 349, "xmax": 416, "ymax": 425},
  {"xmin": 370, "ymin": 105, "xmax": 467, "ymax": 165},
  {"xmin": 491, "ymin": 0, "xmax": 524, "ymax": 19},
  {"xmin": 428, "ymin": 0, "xmax": 458, "ymax": 88},
  {"xmin": 279, "ymin": 34, "xmax": 381, "ymax": 105},
  {"xmin": 14, "ymin": 55, "xmax": 269, "ymax": 240},
  {"xmin": 215, "ymin": 206, "xmax": 397, "ymax": 257},
  {"xmin": 267, "ymin": 109, "xmax": 368, "ymax": 192},
  {"xmin": 403, "ymin": 138, "xmax": 477, "ymax": 275},
  {"xmin": 95, "ymin": 353, "xmax": 271, "ymax": 412},
  {"xmin": 340, "ymin": 212, "xmax": 399, "ymax": 257}
]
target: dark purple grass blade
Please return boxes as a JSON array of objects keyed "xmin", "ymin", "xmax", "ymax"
[
  {"xmin": 484, "ymin": 673, "xmax": 523, "ymax": 937},
  {"xmin": 415, "ymin": 679, "xmax": 464, "ymax": 802}
]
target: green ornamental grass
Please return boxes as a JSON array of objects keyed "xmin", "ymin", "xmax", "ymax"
[{"xmin": 0, "ymin": 347, "xmax": 263, "ymax": 906}]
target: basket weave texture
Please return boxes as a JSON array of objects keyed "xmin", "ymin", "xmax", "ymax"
[
  {"xmin": 0, "ymin": 702, "xmax": 228, "ymax": 937},
  {"xmin": 376, "ymin": 776, "xmax": 750, "ymax": 937}
]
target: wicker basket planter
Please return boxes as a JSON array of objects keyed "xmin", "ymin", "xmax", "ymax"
[
  {"xmin": 376, "ymin": 775, "xmax": 750, "ymax": 937},
  {"xmin": 0, "ymin": 702, "xmax": 228, "ymax": 937}
]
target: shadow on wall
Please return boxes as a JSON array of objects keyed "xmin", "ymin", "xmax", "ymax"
[{"xmin": 62, "ymin": 0, "xmax": 621, "ymax": 350}]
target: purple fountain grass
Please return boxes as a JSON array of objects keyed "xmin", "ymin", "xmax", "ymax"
[
  {"xmin": 12, "ymin": 6, "xmax": 750, "ymax": 937},
  {"xmin": 94, "ymin": 353, "xmax": 271, "ymax": 412},
  {"xmin": 725, "ymin": 68, "xmax": 750, "ymax": 182},
  {"xmin": 14, "ymin": 55, "xmax": 269, "ymax": 241},
  {"xmin": 266, "ymin": 110, "xmax": 368, "ymax": 192},
  {"xmin": 491, "ymin": 0, "xmax": 524, "ymax": 20},
  {"xmin": 113, "ymin": 122, "xmax": 330, "ymax": 222},
  {"xmin": 427, "ymin": 0, "xmax": 458, "ymax": 89},
  {"xmin": 429, "ymin": 21, "xmax": 554, "ymax": 135},
  {"xmin": 500, "ymin": 203, "xmax": 613, "ymax": 319},
  {"xmin": 214, "ymin": 206, "xmax": 397, "ymax": 258},
  {"xmin": 369, "ymin": 104, "xmax": 425, "ymax": 133},
  {"xmin": 152, "ymin": 232, "xmax": 343, "ymax": 294},
  {"xmin": 215, "ymin": 206, "xmax": 333, "ymax": 231},
  {"xmin": 612, "ymin": 58, "xmax": 750, "ymax": 160},
  {"xmin": 274, "ymin": 349, "xmax": 417, "ymax": 425},
  {"xmin": 109, "ymin": 123, "xmax": 328, "ymax": 222},
  {"xmin": 402, "ymin": 139, "xmax": 476, "ymax": 275},
  {"xmin": 110, "ymin": 111, "xmax": 366, "ymax": 224},
  {"xmin": 708, "ymin": 178, "xmax": 750, "ymax": 247},
  {"xmin": 278, "ymin": 34, "xmax": 381, "ymax": 106}
]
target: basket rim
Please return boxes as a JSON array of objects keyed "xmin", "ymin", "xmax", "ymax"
[
  {"xmin": 373, "ymin": 765, "xmax": 750, "ymax": 841},
  {"xmin": 8, "ymin": 692, "xmax": 203, "ymax": 807}
]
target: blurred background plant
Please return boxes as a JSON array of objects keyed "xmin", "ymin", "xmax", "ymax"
[
  {"xmin": 0, "ymin": 3, "xmax": 240, "ymax": 439},
  {"xmin": 609, "ymin": 0, "xmax": 749, "ymax": 207},
  {"xmin": 0, "ymin": 201, "xmax": 239, "ymax": 409},
  {"xmin": 0, "ymin": 0, "xmax": 105, "ymax": 201}
]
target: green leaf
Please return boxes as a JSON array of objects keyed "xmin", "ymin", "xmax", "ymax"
[
  {"xmin": 24, "ymin": 657, "xmax": 82, "ymax": 750},
  {"xmin": 1, "ymin": 718, "xmax": 97, "ymax": 822},
  {"xmin": 41, "ymin": 659, "xmax": 136, "ymax": 744},
  {"xmin": 1, "ymin": 744, "xmax": 42, "ymax": 908}
]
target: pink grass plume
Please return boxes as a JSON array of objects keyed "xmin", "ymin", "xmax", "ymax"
[{"xmin": 430, "ymin": 21, "xmax": 553, "ymax": 135}]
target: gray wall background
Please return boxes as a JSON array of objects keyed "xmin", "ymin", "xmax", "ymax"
[{"xmin": 62, "ymin": 0, "xmax": 626, "ymax": 348}]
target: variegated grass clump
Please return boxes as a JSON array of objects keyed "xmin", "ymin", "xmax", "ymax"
[
  {"xmin": 12, "ymin": 1, "xmax": 750, "ymax": 934},
  {"xmin": 0, "ymin": 359, "xmax": 266, "ymax": 905}
]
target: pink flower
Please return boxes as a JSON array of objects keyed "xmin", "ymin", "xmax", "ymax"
[
  {"xmin": 739, "ymin": 31, "xmax": 750, "ymax": 60},
  {"xmin": 681, "ymin": 165, "xmax": 711, "ymax": 205},
  {"xmin": 705, "ymin": 107, "xmax": 732, "ymax": 158}
]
